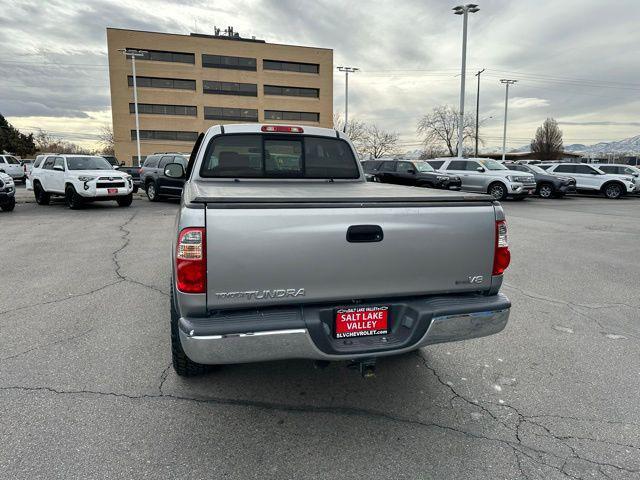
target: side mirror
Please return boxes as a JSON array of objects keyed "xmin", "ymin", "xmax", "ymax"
[
  {"xmin": 407, "ymin": 169, "xmax": 416, "ymax": 174},
  {"xmin": 113, "ymin": 165, "xmax": 120, "ymax": 170},
  {"xmin": 476, "ymin": 167, "xmax": 485, "ymax": 172},
  {"xmin": 120, "ymin": 161, "xmax": 125, "ymax": 166},
  {"xmin": 164, "ymin": 162, "xmax": 185, "ymax": 178},
  {"xmin": 53, "ymin": 165, "xmax": 64, "ymax": 171}
]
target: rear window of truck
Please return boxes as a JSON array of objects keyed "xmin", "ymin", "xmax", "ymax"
[{"xmin": 200, "ymin": 134, "xmax": 360, "ymax": 179}]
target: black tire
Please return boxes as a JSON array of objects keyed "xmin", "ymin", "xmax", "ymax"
[
  {"xmin": 117, "ymin": 193, "xmax": 133, "ymax": 207},
  {"xmin": 146, "ymin": 181, "xmax": 160, "ymax": 202},
  {"xmin": 65, "ymin": 185, "xmax": 84, "ymax": 209},
  {"xmin": 33, "ymin": 182, "xmax": 50, "ymax": 205},
  {"xmin": 170, "ymin": 285, "xmax": 211, "ymax": 377},
  {"xmin": 132, "ymin": 185, "xmax": 139, "ymax": 194},
  {"xmin": 488, "ymin": 182, "xmax": 508, "ymax": 201},
  {"xmin": 602, "ymin": 182, "xmax": 623, "ymax": 199},
  {"xmin": 538, "ymin": 183, "xmax": 554, "ymax": 199},
  {"xmin": 1, "ymin": 197, "xmax": 15, "ymax": 212}
]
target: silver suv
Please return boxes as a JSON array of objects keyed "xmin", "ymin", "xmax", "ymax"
[{"xmin": 427, "ymin": 158, "xmax": 536, "ymax": 200}]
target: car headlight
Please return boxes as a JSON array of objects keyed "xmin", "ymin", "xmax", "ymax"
[
  {"xmin": 506, "ymin": 175, "xmax": 515, "ymax": 182},
  {"xmin": 622, "ymin": 176, "xmax": 634, "ymax": 183},
  {"xmin": 437, "ymin": 176, "xmax": 449, "ymax": 181},
  {"xmin": 77, "ymin": 176, "xmax": 96, "ymax": 182}
]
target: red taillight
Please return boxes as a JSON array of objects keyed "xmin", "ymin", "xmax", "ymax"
[
  {"xmin": 176, "ymin": 227, "xmax": 206, "ymax": 294},
  {"xmin": 261, "ymin": 125, "xmax": 304, "ymax": 133},
  {"xmin": 492, "ymin": 220, "xmax": 511, "ymax": 275}
]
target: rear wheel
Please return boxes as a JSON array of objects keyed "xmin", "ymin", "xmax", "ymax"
[
  {"xmin": 1, "ymin": 197, "xmax": 15, "ymax": 212},
  {"xmin": 538, "ymin": 183, "xmax": 554, "ymax": 199},
  {"xmin": 65, "ymin": 185, "xmax": 84, "ymax": 209},
  {"xmin": 170, "ymin": 286, "xmax": 211, "ymax": 377},
  {"xmin": 488, "ymin": 182, "xmax": 508, "ymax": 201},
  {"xmin": 117, "ymin": 193, "xmax": 133, "ymax": 207},
  {"xmin": 34, "ymin": 182, "xmax": 50, "ymax": 205},
  {"xmin": 146, "ymin": 181, "xmax": 160, "ymax": 202},
  {"xmin": 603, "ymin": 182, "xmax": 623, "ymax": 199}
]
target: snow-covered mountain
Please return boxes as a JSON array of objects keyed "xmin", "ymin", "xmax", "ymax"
[
  {"xmin": 506, "ymin": 135, "xmax": 640, "ymax": 156},
  {"xmin": 564, "ymin": 135, "xmax": 640, "ymax": 155}
]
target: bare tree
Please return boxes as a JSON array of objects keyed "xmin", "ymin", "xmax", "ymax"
[
  {"xmin": 33, "ymin": 128, "xmax": 91, "ymax": 155},
  {"xmin": 530, "ymin": 118, "xmax": 563, "ymax": 160},
  {"xmin": 419, "ymin": 145, "xmax": 448, "ymax": 159},
  {"xmin": 98, "ymin": 124, "xmax": 115, "ymax": 155},
  {"xmin": 360, "ymin": 124, "xmax": 399, "ymax": 159},
  {"xmin": 332, "ymin": 113, "xmax": 367, "ymax": 147},
  {"xmin": 416, "ymin": 105, "xmax": 478, "ymax": 157}
]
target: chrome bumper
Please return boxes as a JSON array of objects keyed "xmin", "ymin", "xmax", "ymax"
[{"xmin": 179, "ymin": 307, "xmax": 510, "ymax": 365}]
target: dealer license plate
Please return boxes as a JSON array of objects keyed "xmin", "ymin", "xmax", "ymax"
[
  {"xmin": 334, "ymin": 306, "xmax": 389, "ymax": 339},
  {"xmin": 107, "ymin": 188, "xmax": 118, "ymax": 195}
]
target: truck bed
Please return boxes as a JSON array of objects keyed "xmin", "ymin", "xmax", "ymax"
[{"xmin": 185, "ymin": 180, "xmax": 492, "ymax": 205}]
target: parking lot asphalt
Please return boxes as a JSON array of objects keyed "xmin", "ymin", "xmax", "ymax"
[{"xmin": 1, "ymin": 188, "xmax": 639, "ymax": 479}]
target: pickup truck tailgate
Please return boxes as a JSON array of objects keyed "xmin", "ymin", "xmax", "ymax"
[{"xmin": 205, "ymin": 202, "xmax": 496, "ymax": 310}]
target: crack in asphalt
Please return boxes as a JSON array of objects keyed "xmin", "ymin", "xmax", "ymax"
[
  {"xmin": 504, "ymin": 283, "xmax": 640, "ymax": 340},
  {"xmin": 1, "ymin": 383, "xmax": 637, "ymax": 478},
  {"xmin": 0, "ymin": 326, "xmax": 96, "ymax": 363},
  {"xmin": 417, "ymin": 352, "xmax": 639, "ymax": 478},
  {"xmin": 111, "ymin": 213, "xmax": 169, "ymax": 298}
]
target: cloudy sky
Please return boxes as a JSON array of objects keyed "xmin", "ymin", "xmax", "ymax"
[{"xmin": 1, "ymin": 0, "xmax": 639, "ymax": 151}]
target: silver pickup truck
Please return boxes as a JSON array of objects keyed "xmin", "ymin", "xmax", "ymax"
[{"xmin": 165, "ymin": 124, "xmax": 511, "ymax": 376}]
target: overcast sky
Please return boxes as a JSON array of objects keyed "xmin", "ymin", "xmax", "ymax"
[{"xmin": 1, "ymin": 0, "xmax": 639, "ymax": 151}]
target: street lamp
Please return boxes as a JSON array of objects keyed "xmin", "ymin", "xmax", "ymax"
[
  {"xmin": 337, "ymin": 66, "xmax": 359, "ymax": 133},
  {"xmin": 119, "ymin": 48, "xmax": 147, "ymax": 166},
  {"xmin": 500, "ymin": 79, "xmax": 517, "ymax": 162},
  {"xmin": 474, "ymin": 68, "xmax": 485, "ymax": 157},
  {"xmin": 453, "ymin": 3, "xmax": 480, "ymax": 158}
]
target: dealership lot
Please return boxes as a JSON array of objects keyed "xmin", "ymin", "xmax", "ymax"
[{"xmin": 1, "ymin": 194, "xmax": 639, "ymax": 479}]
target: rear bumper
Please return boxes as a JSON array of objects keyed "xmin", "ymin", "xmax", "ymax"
[{"xmin": 179, "ymin": 293, "xmax": 510, "ymax": 364}]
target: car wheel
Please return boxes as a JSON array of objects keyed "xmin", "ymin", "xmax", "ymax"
[
  {"xmin": 117, "ymin": 193, "xmax": 133, "ymax": 207},
  {"xmin": 538, "ymin": 183, "xmax": 554, "ymax": 199},
  {"xmin": 1, "ymin": 198, "xmax": 15, "ymax": 212},
  {"xmin": 146, "ymin": 181, "xmax": 160, "ymax": 202},
  {"xmin": 603, "ymin": 182, "xmax": 623, "ymax": 199},
  {"xmin": 65, "ymin": 185, "xmax": 84, "ymax": 209},
  {"xmin": 170, "ymin": 285, "xmax": 212, "ymax": 377},
  {"xmin": 488, "ymin": 182, "xmax": 508, "ymax": 201},
  {"xmin": 34, "ymin": 182, "xmax": 50, "ymax": 205}
]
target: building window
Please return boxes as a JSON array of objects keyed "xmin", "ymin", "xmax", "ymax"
[
  {"xmin": 203, "ymin": 81, "xmax": 257, "ymax": 96},
  {"xmin": 202, "ymin": 54, "xmax": 256, "ymax": 71},
  {"xmin": 204, "ymin": 107, "xmax": 258, "ymax": 122},
  {"xmin": 263, "ymin": 60, "xmax": 319, "ymax": 74},
  {"xmin": 129, "ymin": 103, "xmax": 197, "ymax": 116},
  {"xmin": 264, "ymin": 110, "xmax": 320, "ymax": 122},
  {"xmin": 130, "ymin": 49, "xmax": 195, "ymax": 64},
  {"xmin": 127, "ymin": 76, "xmax": 196, "ymax": 90},
  {"xmin": 131, "ymin": 130, "xmax": 198, "ymax": 142},
  {"xmin": 264, "ymin": 85, "xmax": 319, "ymax": 98}
]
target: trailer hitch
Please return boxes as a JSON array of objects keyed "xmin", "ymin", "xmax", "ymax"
[{"xmin": 348, "ymin": 358, "xmax": 377, "ymax": 379}]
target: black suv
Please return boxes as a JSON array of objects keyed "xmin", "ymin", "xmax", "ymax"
[
  {"xmin": 362, "ymin": 159, "xmax": 462, "ymax": 190},
  {"xmin": 505, "ymin": 163, "xmax": 576, "ymax": 198},
  {"xmin": 140, "ymin": 153, "xmax": 189, "ymax": 201}
]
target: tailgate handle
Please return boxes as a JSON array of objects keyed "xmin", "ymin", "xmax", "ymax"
[{"xmin": 347, "ymin": 225, "xmax": 384, "ymax": 243}]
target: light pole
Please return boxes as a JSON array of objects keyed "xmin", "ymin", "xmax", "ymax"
[
  {"xmin": 453, "ymin": 4, "xmax": 480, "ymax": 158},
  {"xmin": 500, "ymin": 79, "xmax": 517, "ymax": 162},
  {"xmin": 474, "ymin": 68, "xmax": 485, "ymax": 157},
  {"xmin": 337, "ymin": 66, "xmax": 359, "ymax": 133},
  {"xmin": 119, "ymin": 48, "xmax": 147, "ymax": 166}
]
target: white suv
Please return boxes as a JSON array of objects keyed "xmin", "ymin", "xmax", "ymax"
[
  {"xmin": 545, "ymin": 163, "xmax": 636, "ymax": 199},
  {"xmin": 0, "ymin": 155, "xmax": 26, "ymax": 183},
  {"xmin": 30, "ymin": 154, "xmax": 134, "ymax": 209},
  {"xmin": 427, "ymin": 157, "xmax": 536, "ymax": 200}
]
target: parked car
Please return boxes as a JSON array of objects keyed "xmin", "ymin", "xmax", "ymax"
[
  {"xmin": 0, "ymin": 172, "xmax": 16, "ymax": 211},
  {"xmin": 505, "ymin": 163, "xmax": 576, "ymax": 198},
  {"xmin": 362, "ymin": 159, "xmax": 462, "ymax": 190},
  {"xmin": 544, "ymin": 163, "xmax": 636, "ymax": 199},
  {"xmin": 0, "ymin": 155, "xmax": 26, "ymax": 183},
  {"xmin": 30, "ymin": 154, "xmax": 134, "ymax": 209},
  {"xmin": 164, "ymin": 123, "xmax": 511, "ymax": 376},
  {"xmin": 592, "ymin": 164, "xmax": 640, "ymax": 178},
  {"xmin": 100, "ymin": 155, "xmax": 141, "ymax": 192},
  {"xmin": 139, "ymin": 153, "xmax": 188, "ymax": 201},
  {"xmin": 426, "ymin": 157, "xmax": 536, "ymax": 200},
  {"xmin": 26, "ymin": 154, "xmax": 53, "ymax": 191}
]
